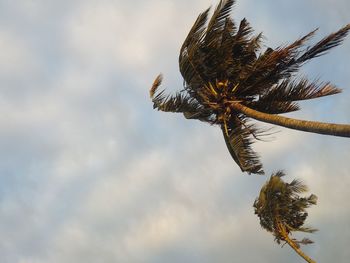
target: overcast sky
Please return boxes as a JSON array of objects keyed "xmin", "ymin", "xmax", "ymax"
[{"xmin": 0, "ymin": 0, "xmax": 349, "ymax": 262}]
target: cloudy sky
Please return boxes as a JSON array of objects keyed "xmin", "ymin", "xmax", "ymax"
[{"xmin": 0, "ymin": 0, "xmax": 349, "ymax": 262}]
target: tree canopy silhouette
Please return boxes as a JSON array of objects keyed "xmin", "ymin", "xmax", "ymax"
[
  {"xmin": 254, "ymin": 171, "xmax": 317, "ymax": 263},
  {"xmin": 150, "ymin": 0, "xmax": 350, "ymax": 174}
]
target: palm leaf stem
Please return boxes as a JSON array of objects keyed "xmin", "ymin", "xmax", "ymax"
[{"xmin": 230, "ymin": 102, "xmax": 350, "ymax": 137}]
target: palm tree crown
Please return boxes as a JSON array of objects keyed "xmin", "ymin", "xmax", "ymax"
[
  {"xmin": 253, "ymin": 171, "xmax": 317, "ymax": 262},
  {"xmin": 150, "ymin": 0, "xmax": 350, "ymax": 174}
]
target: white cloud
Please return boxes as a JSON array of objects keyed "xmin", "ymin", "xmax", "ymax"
[
  {"xmin": 64, "ymin": 0, "xmax": 190, "ymax": 69},
  {"xmin": 0, "ymin": 29, "xmax": 40, "ymax": 77}
]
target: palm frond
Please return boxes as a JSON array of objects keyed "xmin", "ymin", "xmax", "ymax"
[
  {"xmin": 288, "ymin": 178, "xmax": 308, "ymax": 194},
  {"xmin": 248, "ymin": 100, "xmax": 300, "ymax": 114},
  {"xmin": 297, "ymin": 238, "xmax": 315, "ymax": 246},
  {"xmin": 236, "ymin": 29, "xmax": 317, "ymax": 96},
  {"xmin": 200, "ymin": 1, "xmax": 237, "ymax": 82},
  {"xmin": 150, "ymin": 74, "xmax": 163, "ymax": 98},
  {"xmin": 150, "ymin": 75, "xmax": 210, "ymax": 115},
  {"xmin": 235, "ymin": 18, "xmax": 254, "ymax": 43},
  {"xmin": 221, "ymin": 17, "xmax": 236, "ymax": 46},
  {"xmin": 274, "ymin": 170, "xmax": 285, "ymax": 178},
  {"xmin": 238, "ymin": 32, "xmax": 262, "ymax": 72},
  {"xmin": 180, "ymin": 7, "xmax": 210, "ymax": 56},
  {"xmin": 307, "ymin": 194, "xmax": 318, "ymax": 205},
  {"xmin": 205, "ymin": 0, "xmax": 236, "ymax": 47},
  {"xmin": 260, "ymin": 78, "xmax": 342, "ymax": 102},
  {"xmin": 270, "ymin": 29, "xmax": 319, "ymax": 76},
  {"xmin": 247, "ymin": 32, "xmax": 264, "ymax": 53},
  {"xmin": 284, "ymin": 29, "xmax": 319, "ymax": 54},
  {"xmin": 222, "ymin": 119, "xmax": 264, "ymax": 174},
  {"xmin": 179, "ymin": 8, "xmax": 211, "ymax": 88},
  {"xmin": 297, "ymin": 24, "xmax": 350, "ymax": 63},
  {"xmin": 217, "ymin": 18, "xmax": 236, "ymax": 78},
  {"xmin": 297, "ymin": 226, "xmax": 318, "ymax": 233}
]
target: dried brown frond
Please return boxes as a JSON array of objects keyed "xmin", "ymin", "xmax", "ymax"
[{"xmin": 150, "ymin": 74, "xmax": 163, "ymax": 98}]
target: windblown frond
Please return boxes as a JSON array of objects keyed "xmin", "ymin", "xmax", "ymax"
[
  {"xmin": 297, "ymin": 24, "xmax": 350, "ymax": 63},
  {"xmin": 180, "ymin": 8, "xmax": 210, "ymax": 54},
  {"xmin": 248, "ymin": 100, "xmax": 300, "ymax": 114},
  {"xmin": 288, "ymin": 178, "xmax": 308, "ymax": 194},
  {"xmin": 222, "ymin": 118, "xmax": 263, "ymax": 174},
  {"xmin": 261, "ymin": 78, "xmax": 342, "ymax": 102},
  {"xmin": 152, "ymin": 90, "xmax": 195, "ymax": 113},
  {"xmin": 235, "ymin": 18, "xmax": 254, "ymax": 43},
  {"xmin": 179, "ymin": 8, "xmax": 211, "ymax": 89},
  {"xmin": 150, "ymin": 75, "xmax": 214, "ymax": 122},
  {"xmin": 284, "ymin": 29, "xmax": 319, "ymax": 54},
  {"xmin": 150, "ymin": 74, "xmax": 163, "ymax": 98},
  {"xmin": 205, "ymin": 0, "xmax": 236, "ymax": 46}
]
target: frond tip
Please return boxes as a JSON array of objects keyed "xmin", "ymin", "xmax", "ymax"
[{"xmin": 150, "ymin": 74, "xmax": 163, "ymax": 98}]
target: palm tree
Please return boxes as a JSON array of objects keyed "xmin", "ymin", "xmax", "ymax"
[
  {"xmin": 150, "ymin": 0, "xmax": 350, "ymax": 174},
  {"xmin": 253, "ymin": 171, "xmax": 317, "ymax": 263}
]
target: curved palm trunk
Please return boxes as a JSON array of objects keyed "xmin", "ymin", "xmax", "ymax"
[
  {"xmin": 277, "ymin": 222, "xmax": 316, "ymax": 263},
  {"xmin": 283, "ymin": 235, "xmax": 316, "ymax": 263},
  {"xmin": 231, "ymin": 102, "xmax": 350, "ymax": 138}
]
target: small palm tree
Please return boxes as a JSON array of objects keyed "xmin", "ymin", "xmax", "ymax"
[
  {"xmin": 253, "ymin": 171, "xmax": 317, "ymax": 263},
  {"xmin": 150, "ymin": 0, "xmax": 350, "ymax": 174}
]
